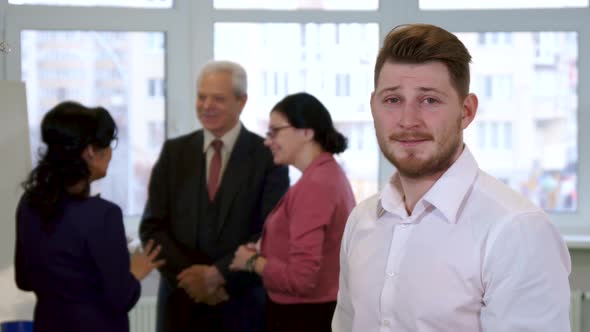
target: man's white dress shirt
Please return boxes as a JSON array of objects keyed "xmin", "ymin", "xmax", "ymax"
[
  {"xmin": 203, "ymin": 122, "xmax": 241, "ymax": 183},
  {"xmin": 332, "ymin": 147, "xmax": 571, "ymax": 332}
]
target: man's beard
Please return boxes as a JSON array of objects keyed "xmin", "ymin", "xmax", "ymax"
[{"xmin": 382, "ymin": 123, "xmax": 463, "ymax": 179}]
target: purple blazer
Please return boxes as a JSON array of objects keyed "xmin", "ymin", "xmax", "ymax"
[{"xmin": 15, "ymin": 194, "xmax": 140, "ymax": 332}]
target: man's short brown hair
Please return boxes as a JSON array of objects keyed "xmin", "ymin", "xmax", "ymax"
[{"xmin": 374, "ymin": 24, "xmax": 472, "ymax": 97}]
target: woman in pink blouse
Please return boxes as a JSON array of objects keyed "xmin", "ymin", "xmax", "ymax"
[{"xmin": 229, "ymin": 92, "xmax": 356, "ymax": 332}]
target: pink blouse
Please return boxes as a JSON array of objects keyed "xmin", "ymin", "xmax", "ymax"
[{"xmin": 260, "ymin": 153, "xmax": 355, "ymax": 304}]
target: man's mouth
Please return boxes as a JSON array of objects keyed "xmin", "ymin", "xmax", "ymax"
[
  {"xmin": 391, "ymin": 134, "xmax": 432, "ymax": 147},
  {"xmin": 396, "ymin": 139, "xmax": 428, "ymax": 147},
  {"xmin": 201, "ymin": 111, "xmax": 218, "ymax": 119}
]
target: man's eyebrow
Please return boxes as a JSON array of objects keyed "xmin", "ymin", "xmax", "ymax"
[
  {"xmin": 376, "ymin": 85, "xmax": 401, "ymax": 96},
  {"xmin": 418, "ymin": 87, "xmax": 448, "ymax": 97},
  {"xmin": 376, "ymin": 86, "xmax": 448, "ymax": 97}
]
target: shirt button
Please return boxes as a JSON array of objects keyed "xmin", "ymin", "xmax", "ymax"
[
  {"xmin": 383, "ymin": 319, "xmax": 391, "ymax": 326},
  {"xmin": 387, "ymin": 271, "xmax": 396, "ymax": 277}
]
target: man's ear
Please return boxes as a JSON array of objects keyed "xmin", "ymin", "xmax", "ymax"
[
  {"xmin": 237, "ymin": 94, "xmax": 248, "ymax": 114},
  {"xmin": 461, "ymin": 93, "xmax": 478, "ymax": 129},
  {"xmin": 370, "ymin": 91, "xmax": 376, "ymax": 114}
]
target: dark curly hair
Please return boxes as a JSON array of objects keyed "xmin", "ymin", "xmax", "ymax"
[
  {"xmin": 21, "ymin": 101, "xmax": 118, "ymax": 222},
  {"xmin": 271, "ymin": 92, "xmax": 347, "ymax": 154}
]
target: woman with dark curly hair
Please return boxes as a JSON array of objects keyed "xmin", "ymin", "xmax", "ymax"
[
  {"xmin": 230, "ymin": 92, "xmax": 356, "ymax": 332},
  {"xmin": 15, "ymin": 101, "xmax": 164, "ymax": 332}
]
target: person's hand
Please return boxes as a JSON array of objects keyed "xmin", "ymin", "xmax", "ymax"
[
  {"xmin": 202, "ymin": 265, "xmax": 225, "ymax": 292},
  {"xmin": 229, "ymin": 244, "xmax": 257, "ymax": 271},
  {"xmin": 201, "ymin": 287, "xmax": 229, "ymax": 306},
  {"xmin": 177, "ymin": 265, "xmax": 208, "ymax": 301},
  {"xmin": 130, "ymin": 239, "xmax": 166, "ymax": 281},
  {"xmin": 177, "ymin": 265, "xmax": 225, "ymax": 303},
  {"xmin": 247, "ymin": 241, "xmax": 259, "ymax": 252}
]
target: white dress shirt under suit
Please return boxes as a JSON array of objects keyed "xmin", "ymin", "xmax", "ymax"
[
  {"xmin": 332, "ymin": 146, "xmax": 571, "ymax": 332},
  {"xmin": 203, "ymin": 121, "xmax": 241, "ymax": 182}
]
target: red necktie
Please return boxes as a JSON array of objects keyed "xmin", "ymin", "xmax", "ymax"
[{"xmin": 208, "ymin": 139, "xmax": 223, "ymax": 201}]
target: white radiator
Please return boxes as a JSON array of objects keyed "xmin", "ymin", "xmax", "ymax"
[{"xmin": 129, "ymin": 296, "xmax": 157, "ymax": 332}]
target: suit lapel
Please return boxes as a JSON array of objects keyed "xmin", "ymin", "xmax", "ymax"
[
  {"xmin": 184, "ymin": 132, "xmax": 204, "ymax": 246},
  {"xmin": 215, "ymin": 127, "xmax": 252, "ymax": 237}
]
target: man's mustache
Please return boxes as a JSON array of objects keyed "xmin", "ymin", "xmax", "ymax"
[{"xmin": 388, "ymin": 132, "xmax": 433, "ymax": 141}]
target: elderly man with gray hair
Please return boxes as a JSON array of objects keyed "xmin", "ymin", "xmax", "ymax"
[{"xmin": 140, "ymin": 60, "xmax": 289, "ymax": 332}]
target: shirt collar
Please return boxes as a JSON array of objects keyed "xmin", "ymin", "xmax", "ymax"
[
  {"xmin": 422, "ymin": 146, "xmax": 479, "ymax": 223},
  {"xmin": 378, "ymin": 146, "xmax": 479, "ymax": 224},
  {"xmin": 203, "ymin": 121, "xmax": 242, "ymax": 153},
  {"xmin": 379, "ymin": 173, "xmax": 409, "ymax": 218}
]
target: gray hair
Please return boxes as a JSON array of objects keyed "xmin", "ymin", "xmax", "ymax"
[{"xmin": 198, "ymin": 60, "xmax": 248, "ymax": 98}]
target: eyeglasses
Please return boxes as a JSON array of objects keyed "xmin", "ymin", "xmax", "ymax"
[{"xmin": 266, "ymin": 125, "xmax": 292, "ymax": 139}]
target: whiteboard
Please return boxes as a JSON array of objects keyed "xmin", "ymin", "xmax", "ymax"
[{"xmin": 0, "ymin": 80, "xmax": 35, "ymax": 321}]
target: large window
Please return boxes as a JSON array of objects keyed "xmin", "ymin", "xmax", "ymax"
[
  {"xmin": 214, "ymin": 0, "xmax": 377, "ymax": 10},
  {"xmin": 215, "ymin": 22, "xmax": 379, "ymax": 201},
  {"xmin": 420, "ymin": 0, "xmax": 588, "ymax": 10},
  {"xmin": 9, "ymin": 0, "xmax": 173, "ymax": 8},
  {"xmin": 21, "ymin": 30, "xmax": 166, "ymax": 217},
  {"xmin": 460, "ymin": 32, "xmax": 578, "ymax": 212},
  {"xmin": 3, "ymin": 0, "xmax": 589, "ymax": 235}
]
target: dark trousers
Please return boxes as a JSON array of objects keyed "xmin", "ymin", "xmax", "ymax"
[
  {"xmin": 157, "ymin": 282, "xmax": 266, "ymax": 332},
  {"xmin": 265, "ymin": 297, "xmax": 336, "ymax": 332}
]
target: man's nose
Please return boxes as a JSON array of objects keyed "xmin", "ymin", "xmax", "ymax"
[
  {"xmin": 201, "ymin": 97, "xmax": 213, "ymax": 109},
  {"xmin": 398, "ymin": 103, "xmax": 421, "ymax": 128}
]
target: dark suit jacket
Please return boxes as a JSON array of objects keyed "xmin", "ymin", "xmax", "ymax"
[
  {"xmin": 15, "ymin": 194, "xmax": 140, "ymax": 332},
  {"xmin": 139, "ymin": 125, "xmax": 289, "ymax": 332}
]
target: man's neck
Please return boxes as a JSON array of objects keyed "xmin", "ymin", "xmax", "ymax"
[
  {"xmin": 399, "ymin": 144, "xmax": 466, "ymax": 214},
  {"xmin": 399, "ymin": 173, "xmax": 440, "ymax": 215}
]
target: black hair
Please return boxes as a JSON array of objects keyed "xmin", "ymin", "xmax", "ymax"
[
  {"xmin": 271, "ymin": 92, "xmax": 347, "ymax": 154},
  {"xmin": 21, "ymin": 101, "xmax": 118, "ymax": 222}
]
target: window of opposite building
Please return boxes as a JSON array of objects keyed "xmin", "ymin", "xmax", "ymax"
[
  {"xmin": 420, "ymin": 0, "xmax": 588, "ymax": 10},
  {"xmin": 214, "ymin": 23, "xmax": 380, "ymax": 202},
  {"xmin": 213, "ymin": 0, "xmax": 378, "ymax": 10},
  {"xmin": 459, "ymin": 31, "xmax": 578, "ymax": 213},
  {"xmin": 9, "ymin": 0, "xmax": 173, "ymax": 8},
  {"xmin": 20, "ymin": 30, "xmax": 166, "ymax": 218}
]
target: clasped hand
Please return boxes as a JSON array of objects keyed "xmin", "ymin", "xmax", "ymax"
[
  {"xmin": 177, "ymin": 265, "xmax": 228, "ymax": 306},
  {"xmin": 229, "ymin": 243, "xmax": 258, "ymax": 272}
]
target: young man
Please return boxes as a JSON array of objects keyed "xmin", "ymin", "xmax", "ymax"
[
  {"xmin": 140, "ymin": 60, "xmax": 289, "ymax": 332},
  {"xmin": 332, "ymin": 24, "xmax": 571, "ymax": 332}
]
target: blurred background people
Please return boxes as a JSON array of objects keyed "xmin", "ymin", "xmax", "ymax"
[
  {"xmin": 15, "ymin": 101, "xmax": 164, "ymax": 332},
  {"xmin": 139, "ymin": 60, "xmax": 289, "ymax": 332},
  {"xmin": 230, "ymin": 92, "xmax": 355, "ymax": 332}
]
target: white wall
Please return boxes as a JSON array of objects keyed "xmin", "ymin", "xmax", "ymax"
[
  {"xmin": 1, "ymin": 0, "xmax": 7, "ymax": 80},
  {"xmin": 0, "ymin": 80, "xmax": 35, "ymax": 321}
]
